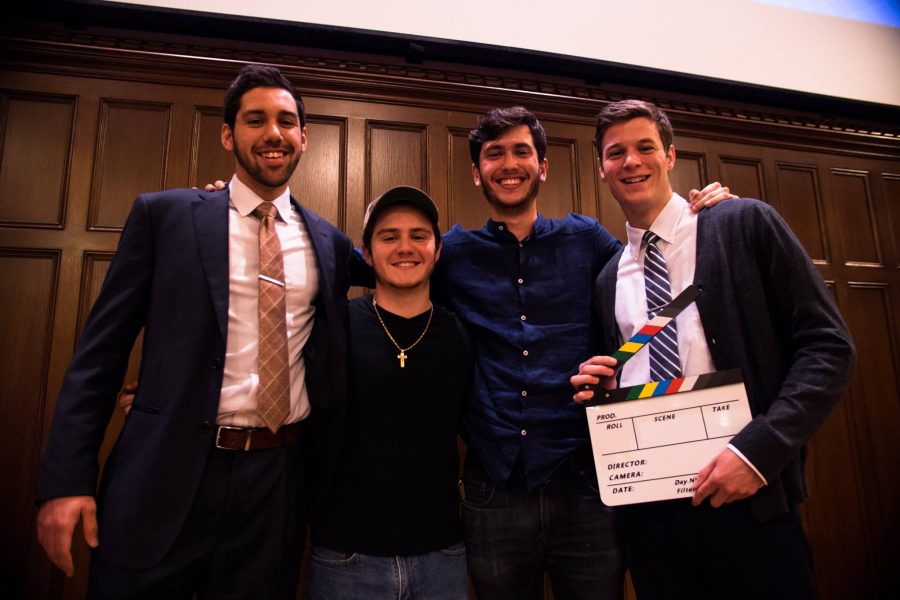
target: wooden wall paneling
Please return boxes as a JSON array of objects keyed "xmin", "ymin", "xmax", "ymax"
[
  {"xmin": 189, "ymin": 105, "xmax": 232, "ymax": 189},
  {"xmin": 841, "ymin": 283, "xmax": 900, "ymax": 594},
  {"xmin": 540, "ymin": 136, "xmax": 580, "ymax": 219},
  {"xmin": 3, "ymin": 26, "xmax": 900, "ymax": 600},
  {"xmin": 718, "ymin": 155, "xmax": 766, "ymax": 201},
  {"xmin": 829, "ymin": 169, "xmax": 883, "ymax": 267},
  {"xmin": 544, "ymin": 137, "xmax": 577, "ymax": 218},
  {"xmin": 0, "ymin": 249, "xmax": 60, "ymax": 599},
  {"xmin": 88, "ymin": 99, "xmax": 172, "ymax": 231},
  {"xmin": 773, "ymin": 162, "xmax": 830, "ymax": 264},
  {"xmin": 575, "ymin": 137, "xmax": 600, "ymax": 223},
  {"xmin": 291, "ymin": 116, "xmax": 348, "ymax": 232},
  {"xmin": 365, "ymin": 119, "xmax": 428, "ymax": 204},
  {"xmin": 446, "ymin": 125, "xmax": 489, "ymax": 231},
  {"xmin": 669, "ymin": 150, "xmax": 708, "ymax": 203},
  {"xmin": 877, "ymin": 172, "xmax": 899, "ymax": 269},
  {"xmin": 0, "ymin": 91, "xmax": 75, "ymax": 228},
  {"xmin": 595, "ymin": 174, "xmax": 626, "ymax": 244}
]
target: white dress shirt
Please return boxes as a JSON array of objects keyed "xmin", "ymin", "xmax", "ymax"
[
  {"xmin": 615, "ymin": 193, "xmax": 714, "ymax": 387},
  {"xmin": 217, "ymin": 174, "xmax": 319, "ymax": 427},
  {"xmin": 614, "ymin": 193, "xmax": 765, "ymax": 483}
]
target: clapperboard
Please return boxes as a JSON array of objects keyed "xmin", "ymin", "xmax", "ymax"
[{"xmin": 582, "ymin": 285, "xmax": 752, "ymax": 506}]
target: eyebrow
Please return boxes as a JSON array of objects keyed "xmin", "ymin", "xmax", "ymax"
[
  {"xmin": 485, "ymin": 141, "xmax": 533, "ymax": 152},
  {"xmin": 241, "ymin": 109, "xmax": 299, "ymax": 119},
  {"xmin": 374, "ymin": 226, "xmax": 433, "ymax": 236}
]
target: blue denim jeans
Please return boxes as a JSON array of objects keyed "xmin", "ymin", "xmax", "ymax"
[
  {"xmin": 305, "ymin": 543, "xmax": 468, "ymax": 600},
  {"xmin": 460, "ymin": 458, "xmax": 625, "ymax": 600}
]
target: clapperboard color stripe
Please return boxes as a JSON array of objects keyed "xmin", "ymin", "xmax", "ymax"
[
  {"xmin": 583, "ymin": 284, "xmax": 708, "ymax": 406},
  {"xmin": 611, "ymin": 284, "xmax": 702, "ymax": 364}
]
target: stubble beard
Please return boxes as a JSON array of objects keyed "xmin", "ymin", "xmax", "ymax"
[
  {"xmin": 481, "ymin": 176, "xmax": 541, "ymax": 217},
  {"xmin": 233, "ymin": 142, "xmax": 300, "ymax": 191}
]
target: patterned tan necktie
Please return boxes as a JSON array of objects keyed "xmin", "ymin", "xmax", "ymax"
[{"xmin": 254, "ymin": 202, "xmax": 290, "ymax": 433}]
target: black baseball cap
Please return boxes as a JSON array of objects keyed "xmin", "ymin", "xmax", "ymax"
[{"xmin": 362, "ymin": 186, "xmax": 441, "ymax": 247}]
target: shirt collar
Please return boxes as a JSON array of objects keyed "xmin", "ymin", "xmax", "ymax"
[
  {"xmin": 625, "ymin": 193, "xmax": 687, "ymax": 260},
  {"xmin": 228, "ymin": 174, "xmax": 292, "ymax": 221},
  {"xmin": 486, "ymin": 213, "xmax": 548, "ymax": 239}
]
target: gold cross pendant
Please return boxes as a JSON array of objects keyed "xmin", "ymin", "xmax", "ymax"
[{"xmin": 397, "ymin": 350, "xmax": 407, "ymax": 368}]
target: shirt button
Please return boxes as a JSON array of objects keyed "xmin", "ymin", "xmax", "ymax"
[
  {"xmin": 498, "ymin": 225, "xmax": 505, "ymax": 231},
  {"xmin": 521, "ymin": 429, "xmax": 527, "ymax": 436},
  {"xmin": 522, "ymin": 350, "xmax": 529, "ymax": 356},
  {"xmin": 517, "ymin": 278, "xmax": 524, "ymax": 284},
  {"xmin": 518, "ymin": 242, "xmax": 523, "ymax": 248},
  {"xmin": 520, "ymin": 315, "xmax": 526, "ymax": 321},
  {"xmin": 521, "ymin": 390, "xmax": 527, "ymax": 397}
]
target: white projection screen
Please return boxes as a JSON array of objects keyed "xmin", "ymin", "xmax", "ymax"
[{"xmin": 102, "ymin": 0, "xmax": 900, "ymax": 107}]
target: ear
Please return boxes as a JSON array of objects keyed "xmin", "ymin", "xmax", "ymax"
[
  {"xmin": 597, "ymin": 155, "xmax": 607, "ymax": 182},
  {"xmin": 299, "ymin": 126, "xmax": 308, "ymax": 152},
  {"xmin": 538, "ymin": 157, "xmax": 548, "ymax": 182},
  {"xmin": 362, "ymin": 246, "xmax": 373, "ymax": 267},
  {"xmin": 666, "ymin": 144, "xmax": 676, "ymax": 172},
  {"xmin": 471, "ymin": 164, "xmax": 481, "ymax": 186},
  {"xmin": 434, "ymin": 244, "xmax": 442, "ymax": 263},
  {"xmin": 221, "ymin": 123, "xmax": 234, "ymax": 151}
]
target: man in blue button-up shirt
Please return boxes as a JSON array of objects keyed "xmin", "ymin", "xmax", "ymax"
[{"xmin": 432, "ymin": 106, "xmax": 733, "ymax": 599}]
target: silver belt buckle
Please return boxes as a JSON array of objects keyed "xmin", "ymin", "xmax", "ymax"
[{"xmin": 215, "ymin": 425, "xmax": 253, "ymax": 451}]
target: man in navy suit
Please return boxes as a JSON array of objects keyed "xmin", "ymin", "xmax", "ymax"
[
  {"xmin": 35, "ymin": 64, "xmax": 353, "ymax": 599},
  {"xmin": 572, "ymin": 100, "xmax": 854, "ymax": 599}
]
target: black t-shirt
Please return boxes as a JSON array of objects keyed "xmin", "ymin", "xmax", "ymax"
[{"xmin": 313, "ymin": 295, "xmax": 473, "ymax": 556}]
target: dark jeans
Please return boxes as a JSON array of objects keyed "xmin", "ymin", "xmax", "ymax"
[
  {"xmin": 460, "ymin": 454, "xmax": 625, "ymax": 600},
  {"xmin": 306, "ymin": 543, "xmax": 468, "ymax": 600}
]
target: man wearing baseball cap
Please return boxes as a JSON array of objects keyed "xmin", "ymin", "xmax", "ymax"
[{"xmin": 307, "ymin": 186, "xmax": 474, "ymax": 599}]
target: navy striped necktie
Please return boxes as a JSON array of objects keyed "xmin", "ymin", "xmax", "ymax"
[{"xmin": 643, "ymin": 231, "xmax": 682, "ymax": 381}]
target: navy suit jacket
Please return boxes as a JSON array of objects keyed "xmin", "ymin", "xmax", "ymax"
[
  {"xmin": 36, "ymin": 187, "xmax": 352, "ymax": 569},
  {"xmin": 595, "ymin": 199, "xmax": 855, "ymax": 522}
]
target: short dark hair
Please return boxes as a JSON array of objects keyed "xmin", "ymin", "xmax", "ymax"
[
  {"xmin": 223, "ymin": 64, "xmax": 306, "ymax": 130},
  {"xmin": 469, "ymin": 106, "xmax": 547, "ymax": 165},
  {"xmin": 594, "ymin": 99, "xmax": 674, "ymax": 156}
]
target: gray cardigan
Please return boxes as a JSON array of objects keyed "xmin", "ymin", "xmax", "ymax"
[{"xmin": 594, "ymin": 199, "xmax": 855, "ymax": 522}]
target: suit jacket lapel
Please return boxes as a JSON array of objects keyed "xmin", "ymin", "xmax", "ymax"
[
  {"xmin": 292, "ymin": 197, "xmax": 336, "ymax": 311},
  {"xmin": 192, "ymin": 190, "xmax": 230, "ymax": 339}
]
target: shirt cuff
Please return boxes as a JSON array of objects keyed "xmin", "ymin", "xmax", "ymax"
[{"xmin": 726, "ymin": 443, "xmax": 768, "ymax": 486}]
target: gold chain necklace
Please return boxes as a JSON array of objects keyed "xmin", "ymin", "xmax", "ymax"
[{"xmin": 372, "ymin": 297, "xmax": 434, "ymax": 368}]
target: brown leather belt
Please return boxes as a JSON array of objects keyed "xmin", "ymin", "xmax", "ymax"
[{"xmin": 214, "ymin": 421, "xmax": 304, "ymax": 451}]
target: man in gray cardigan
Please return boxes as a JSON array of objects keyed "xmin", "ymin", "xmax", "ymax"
[{"xmin": 572, "ymin": 100, "xmax": 854, "ymax": 599}]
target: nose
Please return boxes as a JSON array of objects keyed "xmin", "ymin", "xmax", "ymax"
[
  {"xmin": 501, "ymin": 151, "xmax": 518, "ymax": 170},
  {"xmin": 396, "ymin": 234, "xmax": 414, "ymax": 253},
  {"xmin": 262, "ymin": 120, "xmax": 283, "ymax": 142},
  {"xmin": 623, "ymin": 149, "xmax": 641, "ymax": 168}
]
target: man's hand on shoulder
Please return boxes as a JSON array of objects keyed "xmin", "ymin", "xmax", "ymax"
[
  {"xmin": 36, "ymin": 495, "xmax": 99, "ymax": 577},
  {"xmin": 688, "ymin": 182, "xmax": 738, "ymax": 212},
  {"xmin": 191, "ymin": 180, "xmax": 229, "ymax": 192}
]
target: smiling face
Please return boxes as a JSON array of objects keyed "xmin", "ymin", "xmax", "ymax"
[
  {"xmin": 472, "ymin": 124, "xmax": 548, "ymax": 217},
  {"xmin": 363, "ymin": 205, "xmax": 440, "ymax": 293},
  {"xmin": 221, "ymin": 86, "xmax": 307, "ymax": 201},
  {"xmin": 598, "ymin": 117, "xmax": 675, "ymax": 228}
]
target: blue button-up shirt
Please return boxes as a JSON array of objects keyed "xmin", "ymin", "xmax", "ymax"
[{"xmin": 433, "ymin": 213, "xmax": 621, "ymax": 488}]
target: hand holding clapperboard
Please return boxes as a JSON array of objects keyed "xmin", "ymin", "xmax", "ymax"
[{"xmin": 580, "ymin": 285, "xmax": 753, "ymax": 506}]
